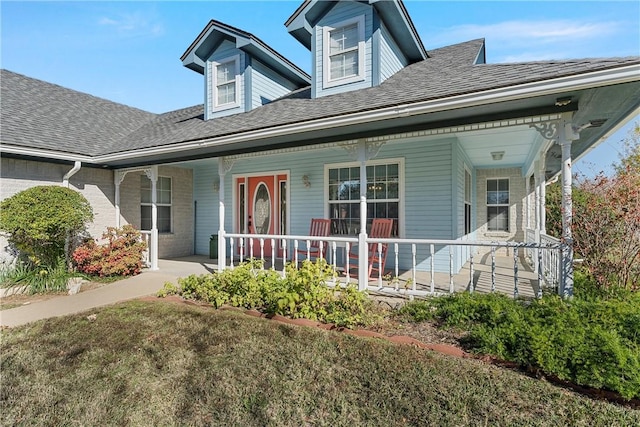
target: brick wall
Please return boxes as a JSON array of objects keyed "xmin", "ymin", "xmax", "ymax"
[
  {"xmin": 1, "ymin": 158, "xmax": 194, "ymax": 261},
  {"xmin": 119, "ymin": 165, "xmax": 193, "ymax": 258}
]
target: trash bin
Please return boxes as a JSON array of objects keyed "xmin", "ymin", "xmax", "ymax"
[{"xmin": 209, "ymin": 234, "xmax": 218, "ymax": 259}]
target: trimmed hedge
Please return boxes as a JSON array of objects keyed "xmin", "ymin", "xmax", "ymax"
[{"xmin": 399, "ymin": 291, "xmax": 640, "ymax": 399}]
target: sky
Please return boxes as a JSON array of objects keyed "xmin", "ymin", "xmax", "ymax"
[{"xmin": 2, "ymin": 0, "xmax": 639, "ymax": 176}]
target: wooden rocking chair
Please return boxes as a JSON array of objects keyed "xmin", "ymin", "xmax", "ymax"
[
  {"xmin": 347, "ymin": 218, "xmax": 394, "ymax": 279},
  {"xmin": 294, "ymin": 218, "xmax": 332, "ymax": 262}
]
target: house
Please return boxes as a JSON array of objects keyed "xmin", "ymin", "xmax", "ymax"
[{"xmin": 2, "ymin": 0, "xmax": 639, "ymax": 298}]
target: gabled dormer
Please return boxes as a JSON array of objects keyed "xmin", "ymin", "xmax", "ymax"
[
  {"xmin": 285, "ymin": 0, "xmax": 428, "ymax": 98},
  {"xmin": 181, "ymin": 20, "xmax": 311, "ymax": 120}
]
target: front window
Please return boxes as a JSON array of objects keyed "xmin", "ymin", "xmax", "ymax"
[
  {"xmin": 487, "ymin": 178, "xmax": 509, "ymax": 232},
  {"xmin": 212, "ymin": 56, "xmax": 239, "ymax": 109},
  {"xmin": 327, "ymin": 162, "xmax": 400, "ymax": 237},
  {"xmin": 141, "ymin": 175, "xmax": 172, "ymax": 233},
  {"xmin": 323, "ymin": 16, "xmax": 365, "ymax": 87},
  {"xmin": 329, "ymin": 23, "xmax": 359, "ymax": 80}
]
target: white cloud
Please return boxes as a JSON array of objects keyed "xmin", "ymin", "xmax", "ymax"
[
  {"xmin": 98, "ymin": 12, "xmax": 164, "ymax": 37},
  {"xmin": 431, "ymin": 19, "xmax": 620, "ymax": 48}
]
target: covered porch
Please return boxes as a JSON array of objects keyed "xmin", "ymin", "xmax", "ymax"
[{"xmin": 130, "ymin": 110, "xmax": 589, "ymax": 300}]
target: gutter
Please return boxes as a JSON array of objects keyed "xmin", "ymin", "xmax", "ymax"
[{"xmin": 62, "ymin": 161, "xmax": 82, "ymax": 187}]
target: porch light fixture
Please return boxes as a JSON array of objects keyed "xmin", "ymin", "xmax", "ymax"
[
  {"xmin": 554, "ymin": 97, "xmax": 572, "ymax": 107},
  {"xmin": 212, "ymin": 180, "xmax": 220, "ymax": 192},
  {"xmin": 491, "ymin": 151, "xmax": 505, "ymax": 161},
  {"xmin": 302, "ymin": 175, "xmax": 311, "ymax": 188}
]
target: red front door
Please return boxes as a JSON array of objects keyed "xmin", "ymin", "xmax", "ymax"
[{"xmin": 237, "ymin": 174, "xmax": 287, "ymax": 258}]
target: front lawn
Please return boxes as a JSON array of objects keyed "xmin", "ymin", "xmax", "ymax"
[{"xmin": 1, "ymin": 299, "xmax": 637, "ymax": 426}]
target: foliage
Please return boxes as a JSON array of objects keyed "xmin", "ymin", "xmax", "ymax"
[
  {"xmin": 546, "ymin": 124, "xmax": 640, "ymax": 290},
  {"xmin": 0, "ymin": 186, "xmax": 93, "ymax": 268},
  {"xmin": 400, "ymin": 288, "xmax": 640, "ymax": 399},
  {"xmin": 159, "ymin": 259, "xmax": 380, "ymax": 328},
  {"xmin": 0, "ymin": 257, "xmax": 76, "ymax": 294},
  {"xmin": 72, "ymin": 225, "xmax": 147, "ymax": 277}
]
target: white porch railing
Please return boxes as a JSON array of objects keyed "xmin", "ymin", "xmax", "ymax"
[
  {"xmin": 539, "ymin": 233, "xmax": 561, "ymax": 289},
  {"xmin": 222, "ymin": 232, "xmax": 564, "ymax": 299},
  {"xmin": 525, "ymin": 228, "xmax": 561, "ymax": 290}
]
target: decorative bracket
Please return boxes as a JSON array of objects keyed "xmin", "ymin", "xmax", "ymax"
[
  {"xmin": 218, "ymin": 157, "xmax": 235, "ymax": 176},
  {"xmin": 529, "ymin": 121, "xmax": 560, "ymax": 141},
  {"xmin": 366, "ymin": 140, "xmax": 387, "ymax": 160},
  {"xmin": 114, "ymin": 170, "xmax": 127, "ymax": 186},
  {"xmin": 143, "ymin": 166, "xmax": 157, "ymax": 182},
  {"xmin": 338, "ymin": 140, "xmax": 360, "ymax": 161},
  {"xmin": 338, "ymin": 139, "xmax": 387, "ymax": 161}
]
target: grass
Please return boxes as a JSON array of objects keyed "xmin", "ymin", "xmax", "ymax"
[{"xmin": 1, "ymin": 300, "xmax": 638, "ymax": 426}]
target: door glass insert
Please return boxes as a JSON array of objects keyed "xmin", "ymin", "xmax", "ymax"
[
  {"xmin": 239, "ymin": 182, "xmax": 246, "ymax": 233},
  {"xmin": 253, "ymin": 182, "xmax": 271, "ymax": 234}
]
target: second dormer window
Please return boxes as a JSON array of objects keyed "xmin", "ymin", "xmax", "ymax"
[
  {"xmin": 213, "ymin": 55, "xmax": 240, "ymax": 110},
  {"xmin": 323, "ymin": 16, "xmax": 365, "ymax": 88}
]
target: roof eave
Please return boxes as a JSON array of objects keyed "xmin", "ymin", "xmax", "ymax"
[
  {"xmin": 93, "ymin": 63, "xmax": 640, "ymax": 165},
  {"xmin": 181, "ymin": 20, "xmax": 310, "ymax": 85}
]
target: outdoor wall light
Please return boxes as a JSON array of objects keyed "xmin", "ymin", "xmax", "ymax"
[
  {"xmin": 491, "ymin": 151, "xmax": 505, "ymax": 161},
  {"xmin": 555, "ymin": 97, "xmax": 572, "ymax": 107},
  {"xmin": 302, "ymin": 175, "xmax": 311, "ymax": 188},
  {"xmin": 213, "ymin": 180, "xmax": 220, "ymax": 192}
]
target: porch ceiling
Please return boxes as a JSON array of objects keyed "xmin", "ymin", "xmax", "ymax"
[{"xmin": 456, "ymin": 126, "xmax": 540, "ymax": 170}]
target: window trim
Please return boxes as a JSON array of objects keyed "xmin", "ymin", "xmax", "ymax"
[
  {"xmin": 322, "ymin": 15, "xmax": 366, "ymax": 89},
  {"xmin": 464, "ymin": 167, "xmax": 472, "ymax": 235},
  {"xmin": 323, "ymin": 157, "xmax": 405, "ymax": 237},
  {"xmin": 211, "ymin": 54, "xmax": 240, "ymax": 111},
  {"xmin": 486, "ymin": 177, "xmax": 510, "ymax": 232},
  {"xmin": 141, "ymin": 175, "xmax": 172, "ymax": 234}
]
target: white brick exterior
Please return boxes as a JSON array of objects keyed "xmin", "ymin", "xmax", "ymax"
[{"xmin": 1, "ymin": 158, "xmax": 193, "ymax": 260}]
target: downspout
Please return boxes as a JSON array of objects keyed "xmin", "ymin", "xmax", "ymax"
[{"xmin": 62, "ymin": 161, "xmax": 82, "ymax": 188}]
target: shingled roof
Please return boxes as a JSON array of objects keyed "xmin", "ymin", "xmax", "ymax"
[
  {"xmin": 2, "ymin": 38, "xmax": 639, "ymax": 159},
  {"xmin": 105, "ymin": 39, "xmax": 640, "ymax": 155},
  {"xmin": 0, "ymin": 70, "xmax": 156, "ymax": 156}
]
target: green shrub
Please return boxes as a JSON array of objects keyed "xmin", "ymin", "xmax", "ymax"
[
  {"xmin": 0, "ymin": 186, "xmax": 93, "ymax": 267},
  {"xmin": 401, "ymin": 292, "xmax": 640, "ymax": 399},
  {"xmin": 158, "ymin": 259, "xmax": 380, "ymax": 328},
  {"xmin": 72, "ymin": 225, "xmax": 147, "ymax": 277}
]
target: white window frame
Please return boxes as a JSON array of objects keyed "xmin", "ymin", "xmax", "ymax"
[
  {"xmin": 141, "ymin": 175, "xmax": 172, "ymax": 234},
  {"xmin": 322, "ymin": 15, "xmax": 366, "ymax": 89},
  {"xmin": 211, "ymin": 54, "xmax": 240, "ymax": 111},
  {"xmin": 486, "ymin": 178, "xmax": 509, "ymax": 232},
  {"xmin": 464, "ymin": 167, "xmax": 472, "ymax": 235},
  {"xmin": 324, "ymin": 158, "xmax": 404, "ymax": 237}
]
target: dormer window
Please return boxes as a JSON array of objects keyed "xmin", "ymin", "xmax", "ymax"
[
  {"xmin": 213, "ymin": 55, "xmax": 240, "ymax": 110},
  {"xmin": 323, "ymin": 15, "xmax": 365, "ymax": 88}
]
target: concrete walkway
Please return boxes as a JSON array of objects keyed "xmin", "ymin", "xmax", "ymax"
[{"xmin": 0, "ymin": 256, "xmax": 217, "ymax": 328}]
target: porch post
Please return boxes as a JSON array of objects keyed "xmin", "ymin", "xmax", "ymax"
[
  {"xmin": 530, "ymin": 113, "xmax": 581, "ymax": 297},
  {"xmin": 146, "ymin": 166, "xmax": 159, "ymax": 271},
  {"xmin": 114, "ymin": 171, "xmax": 125, "ymax": 228},
  {"xmin": 217, "ymin": 158, "xmax": 227, "ymax": 273},
  {"xmin": 558, "ymin": 118, "xmax": 575, "ymax": 297},
  {"xmin": 539, "ymin": 158, "xmax": 547, "ymax": 234},
  {"xmin": 357, "ymin": 141, "xmax": 368, "ymax": 290},
  {"xmin": 534, "ymin": 161, "xmax": 542, "ymax": 234},
  {"xmin": 525, "ymin": 175, "xmax": 531, "ymax": 229}
]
